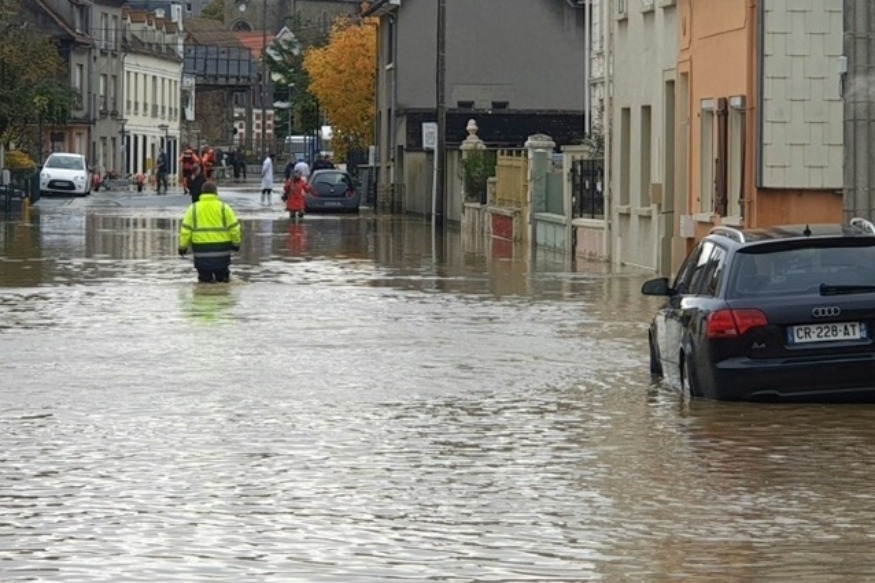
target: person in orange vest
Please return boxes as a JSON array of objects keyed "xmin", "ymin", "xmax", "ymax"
[
  {"xmin": 200, "ymin": 146, "xmax": 215, "ymax": 180},
  {"xmin": 283, "ymin": 169, "xmax": 311, "ymax": 219},
  {"xmin": 179, "ymin": 146, "xmax": 201, "ymax": 194}
]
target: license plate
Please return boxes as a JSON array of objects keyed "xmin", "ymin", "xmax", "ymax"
[
  {"xmin": 788, "ymin": 322, "xmax": 867, "ymax": 344},
  {"xmin": 324, "ymin": 201, "xmax": 342, "ymax": 206}
]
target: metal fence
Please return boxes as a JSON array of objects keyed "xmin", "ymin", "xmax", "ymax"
[
  {"xmin": 1, "ymin": 172, "xmax": 39, "ymax": 212},
  {"xmin": 570, "ymin": 158, "xmax": 604, "ymax": 219}
]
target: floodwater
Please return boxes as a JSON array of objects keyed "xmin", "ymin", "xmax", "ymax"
[{"xmin": 2, "ymin": 193, "xmax": 875, "ymax": 581}]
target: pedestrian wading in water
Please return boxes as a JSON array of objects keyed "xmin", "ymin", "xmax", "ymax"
[
  {"xmin": 261, "ymin": 152, "xmax": 274, "ymax": 205},
  {"xmin": 178, "ymin": 181, "xmax": 242, "ymax": 283}
]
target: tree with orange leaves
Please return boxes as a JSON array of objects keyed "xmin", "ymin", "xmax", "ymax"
[{"xmin": 302, "ymin": 17, "xmax": 376, "ymax": 162}]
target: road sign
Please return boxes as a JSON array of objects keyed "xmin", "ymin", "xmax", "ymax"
[{"xmin": 422, "ymin": 122, "xmax": 438, "ymax": 151}]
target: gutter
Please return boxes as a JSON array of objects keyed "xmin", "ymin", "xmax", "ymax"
[{"xmin": 363, "ymin": 0, "xmax": 400, "ymax": 17}]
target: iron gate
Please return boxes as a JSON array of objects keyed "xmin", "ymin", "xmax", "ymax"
[{"xmin": 571, "ymin": 158, "xmax": 604, "ymax": 219}]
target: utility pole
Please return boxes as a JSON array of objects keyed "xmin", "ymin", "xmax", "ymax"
[
  {"xmin": 435, "ymin": 0, "xmax": 446, "ymax": 226},
  {"xmin": 261, "ymin": 0, "xmax": 267, "ymax": 160},
  {"xmin": 843, "ymin": 0, "xmax": 875, "ymax": 222}
]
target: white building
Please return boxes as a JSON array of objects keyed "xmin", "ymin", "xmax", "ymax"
[{"xmin": 121, "ymin": 7, "xmax": 184, "ymax": 180}]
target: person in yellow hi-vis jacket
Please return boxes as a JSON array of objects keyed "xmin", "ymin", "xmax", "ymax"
[{"xmin": 178, "ymin": 181, "xmax": 242, "ymax": 283}]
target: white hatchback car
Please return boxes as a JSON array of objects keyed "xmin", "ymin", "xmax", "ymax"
[{"xmin": 40, "ymin": 153, "xmax": 91, "ymax": 196}]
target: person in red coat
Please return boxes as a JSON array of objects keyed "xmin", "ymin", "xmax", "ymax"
[{"xmin": 283, "ymin": 171, "xmax": 311, "ymax": 219}]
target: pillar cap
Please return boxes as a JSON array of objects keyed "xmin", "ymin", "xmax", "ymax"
[{"xmin": 525, "ymin": 133, "xmax": 556, "ymax": 150}]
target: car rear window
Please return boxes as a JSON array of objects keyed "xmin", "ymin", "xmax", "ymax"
[
  {"xmin": 45, "ymin": 156, "xmax": 85, "ymax": 170},
  {"xmin": 312, "ymin": 172, "xmax": 352, "ymax": 187},
  {"xmin": 311, "ymin": 173, "xmax": 353, "ymax": 194},
  {"xmin": 730, "ymin": 242, "xmax": 875, "ymax": 297}
]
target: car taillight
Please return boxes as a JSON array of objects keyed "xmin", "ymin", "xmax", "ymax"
[
  {"xmin": 706, "ymin": 308, "xmax": 768, "ymax": 338},
  {"xmin": 345, "ymin": 189, "xmax": 355, "ymax": 198}
]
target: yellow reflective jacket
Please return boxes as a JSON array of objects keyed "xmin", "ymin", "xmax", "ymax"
[{"xmin": 178, "ymin": 194, "xmax": 241, "ymax": 264}]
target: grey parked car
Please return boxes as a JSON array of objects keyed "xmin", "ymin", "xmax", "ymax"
[{"xmin": 304, "ymin": 169, "xmax": 361, "ymax": 213}]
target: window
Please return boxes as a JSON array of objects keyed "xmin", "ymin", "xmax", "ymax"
[
  {"xmin": 673, "ymin": 241, "xmax": 704, "ymax": 294},
  {"xmin": 99, "ymin": 74, "xmax": 108, "ymax": 111},
  {"xmin": 73, "ymin": 5, "xmax": 85, "ymax": 33},
  {"xmin": 386, "ymin": 18, "xmax": 395, "ymax": 66},
  {"xmin": 151, "ymin": 75, "xmax": 158, "ymax": 116},
  {"xmin": 457, "ymin": 101, "xmax": 474, "ymax": 109},
  {"xmin": 110, "ymin": 75, "xmax": 117, "ymax": 111},
  {"xmin": 688, "ymin": 241, "xmax": 716, "ymax": 295},
  {"xmin": 110, "ymin": 15, "xmax": 118, "ymax": 49},
  {"xmin": 727, "ymin": 96, "xmax": 745, "ymax": 218},
  {"xmin": 491, "ymin": 101, "xmax": 509, "ymax": 110},
  {"xmin": 640, "ymin": 105, "xmax": 652, "ymax": 206},
  {"xmin": 100, "ymin": 137, "xmax": 108, "ymax": 168},
  {"xmin": 700, "ymin": 99, "xmax": 715, "ymax": 214},
  {"xmin": 702, "ymin": 245, "xmax": 727, "ymax": 296},
  {"xmin": 100, "ymin": 13, "xmax": 108, "ymax": 48},
  {"xmin": 74, "ymin": 64, "xmax": 84, "ymax": 104},
  {"xmin": 620, "ymin": 107, "xmax": 631, "ymax": 206}
]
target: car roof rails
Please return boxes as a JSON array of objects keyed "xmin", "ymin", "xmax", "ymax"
[
  {"xmin": 710, "ymin": 226, "xmax": 745, "ymax": 243},
  {"xmin": 850, "ymin": 217, "xmax": 875, "ymax": 235}
]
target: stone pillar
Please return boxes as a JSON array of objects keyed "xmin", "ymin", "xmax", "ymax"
[
  {"xmin": 526, "ymin": 133, "xmax": 555, "ymax": 214},
  {"xmin": 459, "ymin": 119, "xmax": 486, "ymax": 203},
  {"xmin": 525, "ymin": 133, "xmax": 555, "ymax": 247}
]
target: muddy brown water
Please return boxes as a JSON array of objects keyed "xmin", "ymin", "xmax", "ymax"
[{"xmin": 1, "ymin": 192, "xmax": 874, "ymax": 581}]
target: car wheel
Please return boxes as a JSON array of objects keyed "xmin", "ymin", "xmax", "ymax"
[
  {"xmin": 648, "ymin": 332, "xmax": 663, "ymax": 377},
  {"xmin": 680, "ymin": 354, "xmax": 697, "ymax": 400}
]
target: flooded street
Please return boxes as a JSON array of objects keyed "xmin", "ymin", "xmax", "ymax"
[{"xmin": 3, "ymin": 190, "xmax": 875, "ymax": 581}]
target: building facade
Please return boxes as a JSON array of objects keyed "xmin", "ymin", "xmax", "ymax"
[
  {"xmin": 608, "ymin": 0, "xmax": 678, "ymax": 274},
  {"xmin": 365, "ymin": 0, "xmax": 588, "ymax": 220},
  {"xmin": 122, "ymin": 8, "xmax": 184, "ymax": 178},
  {"xmin": 226, "ymin": 0, "xmax": 361, "ymax": 34},
  {"xmin": 26, "ymin": 0, "xmax": 128, "ymax": 173},
  {"xmin": 669, "ymin": 0, "xmax": 843, "ymax": 273}
]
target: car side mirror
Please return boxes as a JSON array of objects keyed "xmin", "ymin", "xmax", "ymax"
[{"xmin": 641, "ymin": 277, "xmax": 673, "ymax": 296}]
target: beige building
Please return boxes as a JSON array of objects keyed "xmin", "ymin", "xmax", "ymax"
[
  {"xmin": 122, "ymin": 8, "xmax": 185, "ymax": 177},
  {"xmin": 607, "ymin": 0, "xmax": 679, "ymax": 274}
]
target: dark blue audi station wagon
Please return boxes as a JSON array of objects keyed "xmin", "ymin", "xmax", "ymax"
[{"xmin": 642, "ymin": 218, "xmax": 875, "ymax": 402}]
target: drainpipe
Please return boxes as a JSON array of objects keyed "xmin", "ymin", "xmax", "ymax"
[
  {"xmin": 389, "ymin": 15, "xmax": 397, "ymax": 187},
  {"xmin": 584, "ymin": 0, "xmax": 591, "ymax": 136},
  {"xmin": 604, "ymin": 0, "xmax": 613, "ymax": 263},
  {"xmin": 843, "ymin": 0, "xmax": 874, "ymax": 222},
  {"xmin": 89, "ymin": 29, "xmax": 97, "ymax": 166},
  {"xmin": 435, "ymin": 0, "xmax": 446, "ymax": 226}
]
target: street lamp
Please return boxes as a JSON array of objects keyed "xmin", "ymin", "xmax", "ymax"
[
  {"xmin": 117, "ymin": 118, "xmax": 128, "ymax": 176},
  {"xmin": 237, "ymin": 0, "xmax": 268, "ymax": 161},
  {"xmin": 157, "ymin": 123, "xmax": 169, "ymax": 185},
  {"xmin": 157, "ymin": 123, "xmax": 169, "ymax": 151}
]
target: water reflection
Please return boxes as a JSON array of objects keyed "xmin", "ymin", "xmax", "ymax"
[{"xmin": 179, "ymin": 285, "xmax": 240, "ymax": 325}]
